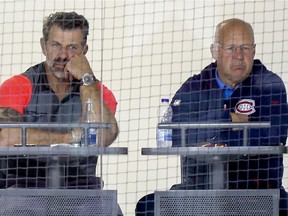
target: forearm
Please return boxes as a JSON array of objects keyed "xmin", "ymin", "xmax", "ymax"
[
  {"xmin": 80, "ymin": 84, "xmax": 119, "ymax": 146},
  {"xmin": 26, "ymin": 128, "xmax": 72, "ymax": 145},
  {"xmin": 0, "ymin": 128, "xmax": 72, "ymax": 146},
  {"xmin": 65, "ymin": 54, "xmax": 119, "ymax": 146}
]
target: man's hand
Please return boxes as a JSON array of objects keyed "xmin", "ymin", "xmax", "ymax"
[
  {"xmin": 64, "ymin": 54, "xmax": 93, "ymax": 81},
  {"xmin": 201, "ymin": 143, "xmax": 227, "ymax": 147},
  {"xmin": 230, "ymin": 112, "xmax": 249, "ymax": 130},
  {"xmin": 0, "ymin": 128, "xmax": 22, "ymax": 146},
  {"xmin": 0, "ymin": 108, "xmax": 23, "ymax": 146},
  {"xmin": 71, "ymin": 128, "xmax": 82, "ymax": 143}
]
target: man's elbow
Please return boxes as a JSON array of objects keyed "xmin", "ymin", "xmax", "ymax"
[{"xmin": 100, "ymin": 123, "xmax": 119, "ymax": 147}]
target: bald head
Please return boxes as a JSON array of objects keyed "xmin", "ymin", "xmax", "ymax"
[
  {"xmin": 210, "ymin": 18, "xmax": 256, "ymax": 87},
  {"xmin": 214, "ymin": 18, "xmax": 254, "ymax": 44}
]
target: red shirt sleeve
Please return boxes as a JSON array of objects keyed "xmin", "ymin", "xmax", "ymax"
[
  {"xmin": 0, "ymin": 75, "xmax": 117, "ymax": 115},
  {"xmin": 97, "ymin": 82, "xmax": 118, "ymax": 115},
  {"xmin": 0, "ymin": 75, "xmax": 32, "ymax": 115}
]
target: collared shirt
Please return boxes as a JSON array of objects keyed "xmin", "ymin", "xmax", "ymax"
[
  {"xmin": 0, "ymin": 62, "xmax": 117, "ymax": 189},
  {"xmin": 215, "ymin": 68, "xmax": 240, "ymax": 99}
]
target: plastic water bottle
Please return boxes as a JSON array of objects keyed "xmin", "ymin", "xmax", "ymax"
[
  {"xmin": 81, "ymin": 98, "xmax": 97, "ymax": 146},
  {"xmin": 156, "ymin": 98, "xmax": 173, "ymax": 148}
]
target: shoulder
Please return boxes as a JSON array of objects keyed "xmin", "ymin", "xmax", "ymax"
[
  {"xmin": 21, "ymin": 62, "xmax": 46, "ymax": 83},
  {"xmin": 0, "ymin": 74, "xmax": 32, "ymax": 97},
  {"xmin": 171, "ymin": 62, "xmax": 217, "ymax": 104},
  {"xmin": 252, "ymin": 59, "xmax": 285, "ymax": 86},
  {"xmin": 250, "ymin": 60, "xmax": 286, "ymax": 96},
  {"xmin": 1, "ymin": 62, "xmax": 45, "ymax": 88},
  {"xmin": 1, "ymin": 74, "xmax": 31, "ymax": 88},
  {"xmin": 176, "ymin": 62, "xmax": 216, "ymax": 92},
  {"xmin": 0, "ymin": 75, "xmax": 33, "ymax": 115}
]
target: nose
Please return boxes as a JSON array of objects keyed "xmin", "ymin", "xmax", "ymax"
[
  {"xmin": 58, "ymin": 46, "xmax": 69, "ymax": 59},
  {"xmin": 233, "ymin": 47, "xmax": 244, "ymax": 59}
]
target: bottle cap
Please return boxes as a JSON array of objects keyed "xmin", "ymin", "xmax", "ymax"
[{"xmin": 161, "ymin": 98, "xmax": 169, "ymax": 103}]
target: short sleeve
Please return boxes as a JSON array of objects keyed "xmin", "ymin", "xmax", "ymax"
[
  {"xmin": 97, "ymin": 82, "xmax": 118, "ymax": 115},
  {"xmin": 0, "ymin": 75, "xmax": 32, "ymax": 115}
]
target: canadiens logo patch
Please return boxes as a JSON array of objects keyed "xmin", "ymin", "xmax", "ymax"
[{"xmin": 235, "ymin": 99, "xmax": 255, "ymax": 115}]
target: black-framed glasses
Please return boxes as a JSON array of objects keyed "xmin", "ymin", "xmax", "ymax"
[{"xmin": 216, "ymin": 43, "xmax": 255, "ymax": 54}]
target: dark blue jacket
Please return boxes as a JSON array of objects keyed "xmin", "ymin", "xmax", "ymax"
[{"xmin": 171, "ymin": 59, "xmax": 288, "ymax": 189}]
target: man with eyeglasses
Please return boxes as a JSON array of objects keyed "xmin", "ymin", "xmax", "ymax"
[{"xmin": 136, "ymin": 18, "xmax": 288, "ymax": 215}]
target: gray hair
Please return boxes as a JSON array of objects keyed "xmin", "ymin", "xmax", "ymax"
[{"xmin": 42, "ymin": 11, "xmax": 89, "ymax": 46}]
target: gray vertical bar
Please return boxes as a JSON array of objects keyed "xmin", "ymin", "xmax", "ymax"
[
  {"xmin": 47, "ymin": 157, "xmax": 62, "ymax": 188},
  {"xmin": 211, "ymin": 157, "xmax": 225, "ymax": 189},
  {"xmin": 181, "ymin": 128, "xmax": 186, "ymax": 183},
  {"xmin": 22, "ymin": 127, "xmax": 27, "ymax": 146},
  {"xmin": 243, "ymin": 127, "xmax": 248, "ymax": 146}
]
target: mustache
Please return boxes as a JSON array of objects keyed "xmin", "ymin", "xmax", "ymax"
[{"xmin": 53, "ymin": 59, "xmax": 69, "ymax": 66}]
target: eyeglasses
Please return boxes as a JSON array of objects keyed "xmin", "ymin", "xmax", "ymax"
[{"xmin": 216, "ymin": 43, "xmax": 255, "ymax": 54}]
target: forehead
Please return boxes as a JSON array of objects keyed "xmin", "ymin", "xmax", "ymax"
[
  {"xmin": 218, "ymin": 24, "xmax": 254, "ymax": 44},
  {"xmin": 47, "ymin": 25, "xmax": 83, "ymax": 44}
]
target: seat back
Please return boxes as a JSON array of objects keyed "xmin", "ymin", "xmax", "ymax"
[
  {"xmin": 155, "ymin": 189, "xmax": 279, "ymax": 216},
  {"xmin": 0, "ymin": 189, "xmax": 118, "ymax": 216}
]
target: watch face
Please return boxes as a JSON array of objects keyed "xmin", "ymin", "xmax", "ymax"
[
  {"xmin": 82, "ymin": 73, "xmax": 94, "ymax": 86},
  {"xmin": 84, "ymin": 75, "xmax": 92, "ymax": 84}
]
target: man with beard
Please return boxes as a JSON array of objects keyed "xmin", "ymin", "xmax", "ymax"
[{"xmin": 0, "ymin": 12, "xmax": 119, "ymax": 191}]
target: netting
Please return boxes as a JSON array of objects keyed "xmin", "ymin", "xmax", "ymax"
[{"xmin": 0, "ymin": 0, "xmax": 287, "ymax": 215}]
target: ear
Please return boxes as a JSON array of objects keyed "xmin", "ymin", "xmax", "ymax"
[
  {"xmin": 252, "ymin": 44, "xmax": 256, "ymax": 58},
  {"xmin": 40, "ymin": 38, "xmax": 47, "ymax": 56},
  {"xmin": 82, "ymin": 44, "xmax": 88, "ymax": 55},
  {"xmin": 210, "ymin": 43, "xmax": 218, "ymax": 60}
]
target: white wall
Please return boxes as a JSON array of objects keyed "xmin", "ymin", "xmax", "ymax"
[{"xmin": 0, "ymin": 0, "xmax": 287, "ymax": 215}]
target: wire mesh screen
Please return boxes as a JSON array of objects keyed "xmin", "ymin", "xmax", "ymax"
[{"xmin": 0, "ymin": 1, "xmax": 288, "ymax": 215}]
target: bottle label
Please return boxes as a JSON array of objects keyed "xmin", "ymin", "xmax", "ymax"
[
  {"xmin": 157, "ymin": 99, "xmax": 173, "ymax": 148},
  {"xmin": 163, "ymin": 129, "xmax": 172, "ymax": 141},
  {"xmin": 157, "ymin": 129, "xmax": 172, "ymax": 147},
  {"xmin": 81, "ymin": 128, "xmax": 97, "ymax": 146}
]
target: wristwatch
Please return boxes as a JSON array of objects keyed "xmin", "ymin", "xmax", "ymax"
[{"xmin": 81, "ymin": 73, "xmax": 97, "ymax": 86}]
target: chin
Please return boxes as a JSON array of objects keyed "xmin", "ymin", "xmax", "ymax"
[{"xmin": 53, "ymin": 71, "xmax": 65, "ymax": 79}]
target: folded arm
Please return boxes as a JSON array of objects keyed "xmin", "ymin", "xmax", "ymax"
[{"xmin": 0, "ymin": 108, "xmax": 73, "ymax": 146}]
